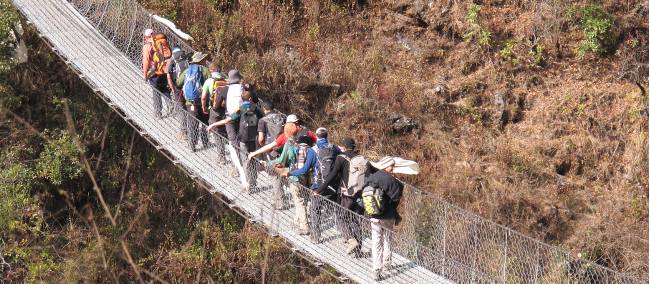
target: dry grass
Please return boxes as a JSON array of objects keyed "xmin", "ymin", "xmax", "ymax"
[{"xmin": 141, "ymin": 0, "xmax": 649, "ymax": 278}]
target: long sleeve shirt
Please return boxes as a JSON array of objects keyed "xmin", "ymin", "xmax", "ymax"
[
  {"xmin": 317, "ymin": 150, "xmax": 356, "ymax": 195},
  {"xmin": 269, "ymin": 141, "xmax": 298, "ymax": 182},
  {"xmin": 365, "ymin": 170, "xmax": 403, "ymax": 220}
]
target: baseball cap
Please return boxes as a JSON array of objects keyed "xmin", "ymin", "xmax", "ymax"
[
  {"xmin": 342, "ymin": 138, "xmax": 356, "ymax": 150},
  {"xmin": 316, "ymin": 127, "xmax": 327, "ymax": 135},
  {"xmin": 144, "ymin": 29, "xmax": 154, "ymax": 37},
  {"xmin": 286, "ymin": 114, "xmax": 299, "ymax": 123}
]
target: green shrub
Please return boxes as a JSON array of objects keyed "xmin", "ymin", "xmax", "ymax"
[
  {"xmin": 463, "ymin": 3, "xmax": 492, "ymax": 48},
  {"xmin": 36, "ymin": 130, "xmax": 83, "ymax": 185},
  {"xmin": 0, "ymin": 164, "xmax": 41, "ymax": 233},
  {"xmin": 577, "ymin": 5, "xmax": 615, "ymax": 57},
  {"xmin": 529, "ymin": 43, "xmax": 546, "ymax": 67},
  {"xmin": 0, "ymin": 0, "xmax": 19, "ymax": 74},
  {"xmin": 499, "ymin": 39, "xmax": 519, "ymax": 65}
]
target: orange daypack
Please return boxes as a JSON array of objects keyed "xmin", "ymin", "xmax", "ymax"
[{"xmin": 151, "ymin": 33, "xmax": 171, "ymax": 76}]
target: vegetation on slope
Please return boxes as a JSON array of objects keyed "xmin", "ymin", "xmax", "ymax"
[
  {"xmin": 141, "ymin": 0, "xmax": 648, "ymax": 278},
  {"xmin": 0, "ymin": 1, "xmax": 336, "ymax": 282}
]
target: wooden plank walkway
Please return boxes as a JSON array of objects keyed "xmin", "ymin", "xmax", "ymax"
[{"xmin": 12, "ymin": 0, "xmax": 452, "ymax": 283}]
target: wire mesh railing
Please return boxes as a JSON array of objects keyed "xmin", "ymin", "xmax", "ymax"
[{"xmin": 28, "ymin": 0, "xmax": 643, "ymax": 282}]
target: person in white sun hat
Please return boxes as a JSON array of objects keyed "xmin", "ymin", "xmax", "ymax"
[{"xmin": 365, "ymin": 156, "xmax": 419, "ymax": 280}]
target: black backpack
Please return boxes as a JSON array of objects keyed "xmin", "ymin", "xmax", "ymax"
[
  {"xmin": 239, "ymin": 106, "xmax": 259, "ymax": 142},
  {"xmin": 313, "ymin": 144, "xmax": 336, "ymax": 184}
]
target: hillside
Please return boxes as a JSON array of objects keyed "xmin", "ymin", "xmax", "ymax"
[
  {"xmin": 141, "ymin": 0, "xmax": 649, "ymax": 278},
  {"xmin": 0, "ymin": 1, "xmax": 335, "ymax": 282}
]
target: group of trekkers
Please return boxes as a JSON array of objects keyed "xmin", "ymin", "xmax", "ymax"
[{"xmin": 142, "ymin": 28, "xmax": 419, "ymax": 281}]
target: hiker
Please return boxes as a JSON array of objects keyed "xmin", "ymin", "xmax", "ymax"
[
  {"xmin": 201, "ymin": 62, "xmax": 228, "ymax": 162},
  {"xmin": 317, "ymin": 137, "xmax": 368, "ymax": 256},
  {"xmin": 165, "ymin": 47, "xmax": 189, "ymax": 139},
  {"xmin": 175, "ymin": 52, "xmax": 211, "ymax": 152},
  {"xmin": 257, "ymin": 101, "xmax": 286, "ymax": 209},
  {"xmin": 206, "ymin": 91, "xmax": 263, "ymax": 189},
  {"xmin": 268, "ymin": 128, "xmax": 313, "ymax": 235},
  {"xmin": 219, "ymin": 69, "xmax": 245, "ymax": 147},
  {"xmin": 283, "ymin": 127, "xmax": 341, "ymax": 243},
  {"xmin": 141, "ymin": 29, "xmax": 154, "ymax": 79},
  {"xmin": 143, "ymin": 29, "xmax": 172, "ymax": 118},
  {"xmin": 247, "ymin": 114, "xmax": 317, "ymax": 160},
  {"xmin": 363, "ymin": 156, "xmax": 419, "ymax": 280}
]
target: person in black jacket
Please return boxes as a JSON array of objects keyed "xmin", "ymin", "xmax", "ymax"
[
  {"xmin": 366, "ymin": 156, "xmax": 402, "ymax": 281},
  {"xmin": 317, "ymin": 137, "xmax": 365, "ymax": 256}
]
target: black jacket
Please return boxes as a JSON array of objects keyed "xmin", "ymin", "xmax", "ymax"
[
  {"xmin": 317, "ymin": 150, "xmax": 357, "ymax": 196},
  {"xmin": 365, "ymin": 169, "xmax": 403, "ymax": 220}
]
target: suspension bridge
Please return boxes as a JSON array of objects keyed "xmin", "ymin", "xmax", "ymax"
[{"xmin": 11, "ymin": 0, "xmax": 642, "ymax": 283}]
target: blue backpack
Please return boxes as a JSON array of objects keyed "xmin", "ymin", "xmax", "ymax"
[{"xmin": 183, "ymin": 64, "xmax": 203, "ymax": 102}]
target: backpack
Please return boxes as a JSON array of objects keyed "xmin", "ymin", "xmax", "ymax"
[
  {"xmin": 264, "ymin": 113, "xmax": 286, "ymax": 142},
  {"xmin": 292, "ymin": 143, "xmax": 312, "ymax": 185},
  {"xmin": 239, "ymin": 104, "xmax": 259, "ymax": 142},
  {"xmin": 313, "ymin": 144, "xmax": 336, "ymax": 185},
  {"xmin": 211, "ymin": 80, "xmax": 229, "ymax": 109},
  {"xmin": 361, "ymin": 185, "xmax": 384, "ymax": 217},
  {"xmin": 183, "ymin": 65, "xmax": 203, "ymax": 102},
  {"xmin": 173, "ymin": 56, "xmax": 189, "ymax": 79},
  {"xmin": 151, "ymin": 33, "xmax": 171, "ymax": 76},
  {"xmin": 341, "ymin": 155, "xmax": 368, "ymax": 197}
]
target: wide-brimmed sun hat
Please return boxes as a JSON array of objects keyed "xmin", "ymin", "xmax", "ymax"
[
  {"xmin": 370, "ymin": 156, "xmax": 420, "ymax": 175},
  {"xmin": 191, "ymin": 52, "xmax": 208, "ymax": 63}
]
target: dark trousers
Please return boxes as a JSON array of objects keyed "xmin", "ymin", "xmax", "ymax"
[
  {"xmin": 185, "ymin": 103, "xmax": 209, "ymax": 152},
  {"xmin": 148, "ymin": 75, "xmax": 170, "ymax": 117},
  {"xmin": 310, "ymin": 192, "xmax": 338, "ymax": 240},
  {"xmin": 240, "ymin": 140, "xmax": 258, "ymax": 188},
  {"xmin": 208, "ymin": 109, "xmax": 227, "ymax": 162},
  {"xmin": 339, "ymin": 195, "xmax": 363, "ymax": 244}
]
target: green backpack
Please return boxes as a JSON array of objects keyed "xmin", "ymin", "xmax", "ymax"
[{"xmin": 362, "ymin": 185, "xmax": 384, "ymax": 217}]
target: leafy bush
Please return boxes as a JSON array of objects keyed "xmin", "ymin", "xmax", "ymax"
[
  {"xmin": 530, "ymin": 43, "xmax": 546, "ymax": 67},
  {"xmin": 0, "ymin": 0, "xmax": 19, "ymax": 74},
  {"xmin": 36, "ymin": 130, "xmax": 83, "ymax": 185},
  {"xmin": 0, "ymin": 164, "xmax": 41, "ymax": 233},
  {"xmin": 463, "ymin": 3, "xmax": 492, "ymax": 47},
  {"xmin": 499, "ymin": 39, "xmax": 519, "ymax": 65},
  {"xmin": 577, "ymin": 5, "xmax": 615, "ymax": 57}
]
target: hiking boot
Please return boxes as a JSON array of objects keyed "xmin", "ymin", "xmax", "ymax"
[
  {"xmin": 346, "ymin": 238, "xmax": 359, "ymax": 255},
  {"xmin": 372, "ymin": 270, "xmax": 381, "ymax": 281}
]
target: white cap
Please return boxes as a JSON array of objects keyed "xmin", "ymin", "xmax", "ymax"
[
  {"xmin": 316, "ymin": 127, "xmax": 327, "ymax": 135},
  {"xmin": 286, "ymin": 114, "xmax": 299, "ymax": 123},
  {"xmin": 144, "ymin": 29, "xmax": 154, "ymax": 37}
]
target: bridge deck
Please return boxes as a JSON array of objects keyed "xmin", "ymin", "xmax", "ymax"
[{"xmin": 13, "ymin": 0, "xmax": 450, "ymax": 283}]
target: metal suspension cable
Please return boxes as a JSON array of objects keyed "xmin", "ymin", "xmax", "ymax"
[{"xmin": 14, "ymin": 0, "xmax": 644, "ymax": 283}]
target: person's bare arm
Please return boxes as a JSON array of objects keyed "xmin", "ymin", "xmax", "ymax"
[
  {"xmin": 167, "ymin": 73, "xmax": 177, "ymax": 94},
  {"xmin": 201, "ymin": 88, "xmax": 209, "ymax": 114},
  {"xmin": 206, "ymin": 117, "xmax": 232, "ymax": 131},
  {"xmin": 248, "ymin": 141, "xmax": 277, "ymax": 159}
]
